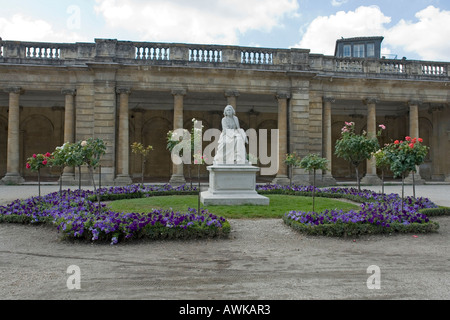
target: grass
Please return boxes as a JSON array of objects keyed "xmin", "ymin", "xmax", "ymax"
[{"xmin": 107, "ymin": 194, "xmax": 361, "ymax": 219}]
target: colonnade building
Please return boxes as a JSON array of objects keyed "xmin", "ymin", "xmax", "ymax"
[{"xmin": 0, "ymin": 38, "xmax": 449, "ymax": 186}]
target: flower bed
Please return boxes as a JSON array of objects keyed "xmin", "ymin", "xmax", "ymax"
[
  {"xmin": 0, "ymin": 185, "xmax": 229, "ymax": 245},
  {"xmin": 258, "ymin": 184, "xmax": 444, "ymax": 237},
  {"xmin": 1, "ymin": 183, "xmax": 447, "ymax": 243}
]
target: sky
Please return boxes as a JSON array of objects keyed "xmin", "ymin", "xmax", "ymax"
[{"xmin": 0, "ymin": 0, "xmax": 449, "ymax": 61}]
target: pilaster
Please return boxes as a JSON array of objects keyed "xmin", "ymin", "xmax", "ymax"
[
  {"xmin": 169, "ymin": 88, "xmax": 187, "ymax": 185},
  {"xmin": 272, "ymin": 91, "xmax": 290, "ymax": 185},
  {"xmin": 114, "ymin": 87, "xmax": 132, "ymax": 185},
  {"xmin": 1, "ymin": 87, "xmax": 25, "ymax": 184},
  {"xmin": 361, "ymin": 98, "xmax": 381, "ymax": 185}
]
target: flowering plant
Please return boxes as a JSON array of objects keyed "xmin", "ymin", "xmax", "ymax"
[
  {"xmin": 335, "ymin": 121, "xmax": 385, "ymax": 191},
  {"xmin": 26, "ymin": 152, "xmax": 52, "ymax": 171},
  {"xmin": 26, "ymin": 152, "xmax": 52, "ymax": 197},
  {"xmin": 385, "ymin": 136, "xmax": 428, "ymax": 179}
]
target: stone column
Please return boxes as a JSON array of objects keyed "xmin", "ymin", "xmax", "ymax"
[
  {"xmin": 430, "ymin": 105, "xmax": 443, "ymax": 180},
  {"xmin": 115, "ymin": 87, "xmax": 132, "ymax": 185},
  {"xmin": 272, "ymin": 92, "xmax": 290, "ymax": 185},
  {"xmin": 224, "ymin": 90, "xmax": 239, "ymax": 110},
  {"xmin": 322, "ymin": 97, "xmax": 336, "ymax": 185},
  {"xmin": 1, "ymin": 87, "xmax": 24, "ymax": 184},
  {"xmin": 361, "ymin": 98, "xmax": 381, "ymax": 185},
  {"xmin": 405, "ymin": 100, "xmax": 425, "ymax": 184},
  {"xmin": 169, "ymin": 89, "xmax": 186, "ymax": 185},
  {"xmin": 61, "ymin": 89, "xmax": 77, "ymax": 183}
]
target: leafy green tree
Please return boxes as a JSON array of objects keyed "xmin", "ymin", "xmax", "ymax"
[
  {"xmin": 167, "ymin": 118, "xmax": 203, "ymax": 188},
  {"xmin": 79, "ymin": 138, "xmax": 107, "ymax": 209},
  {"xmin": 385, "ymin": 136, "xmax": 428, "ymax": 209},
  {"xmin": 334, "ymin": 121, "xmax": 384, "ymax": 191},
  {"xmin": 26, "ymin": 152, "xmax": 52, "ymax": 197},
  {"xmin": 284, "ymin": 152, "xmax": 302, "ymax": 186},
  {"xmin": 299, "ymin": 153, "xmax": 329, "ymax": 212},
  {"xmin": 373, "ymin": 147, "xmax": 390, "ymax": 194},
  {"xmin": 131, "ymin": 142, "xmax": 153, "ymax": 184}
]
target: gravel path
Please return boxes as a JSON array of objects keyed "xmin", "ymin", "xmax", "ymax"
[{"xmin": 1, "ymin": 183, "xmax": 450, "ymax": 300}]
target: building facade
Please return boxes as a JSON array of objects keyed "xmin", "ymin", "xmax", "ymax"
[{"xmin": 0, "ymin": 38, "xmax": 449, "ymax": 185}]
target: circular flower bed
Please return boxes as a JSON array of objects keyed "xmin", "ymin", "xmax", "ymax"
[
  {"xmin": 0, "ymin": 185, "xmax": 229, "ymax": 245},
  {"xmin": 256, "ymin": 184, "xmax": 443, "ymax": 236}
]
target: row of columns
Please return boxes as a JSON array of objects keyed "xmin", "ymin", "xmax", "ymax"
[
  {"xmin": 91, "ymin": 87, "xmax": 290, "ymax": 185},
  {"xmin": 1, "ymin": 86, "xmax": 290, "ymax": 185},
  {"xmin": 322, "ymin": 97, "xmax": 424, "ymax": 183},
  {"xmin": 1, "ymin": 87, "xmax": 78, "ymax": 184}
]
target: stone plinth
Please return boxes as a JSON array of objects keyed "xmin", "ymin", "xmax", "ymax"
[{"xmin": 200, "ymin": 164, "xmax": 269, "ymax": 206}]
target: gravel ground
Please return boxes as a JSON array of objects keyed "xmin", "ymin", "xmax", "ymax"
[{"xmin": 1, "ymin": 183, "xmax": 450, "ymax": 301}]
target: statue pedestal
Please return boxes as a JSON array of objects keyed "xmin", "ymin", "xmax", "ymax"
[{"xmin": 200, "ymin": 164, "xmax": 269, "ymax": 206}]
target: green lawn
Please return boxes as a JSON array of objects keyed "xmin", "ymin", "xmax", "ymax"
[{"xmin": 107, "ymin": 194, "xmax": 361, "ymax": 219}]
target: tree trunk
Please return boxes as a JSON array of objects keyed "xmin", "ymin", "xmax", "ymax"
[
  {"xmin": 89, "ymin": 166, "xmax": 101, "ymax": 213},
  {"xmin": 312, "ymin": 169, "xmax": 316, "ymax": 212},
  {"xmin": 197, "ymin": 164, "xmax": 201, "ymax": 214},
  {"xmin": 355, "ymin": 166, "xmax": 360, "ymax": 191},
  {"xmin": 401, "ymin": 172, "xmax": 405, "ymax": 213},
  {"xmin": 38, "ymin": 168, "xmax": 41, "ymax": 197}
]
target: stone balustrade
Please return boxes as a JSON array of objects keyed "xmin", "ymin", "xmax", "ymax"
[{"xmin": 0, "ymin": 38, "xmax": 448, "ymax": 80}]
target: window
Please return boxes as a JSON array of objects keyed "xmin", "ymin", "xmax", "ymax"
[
  {"xmin": 343, "ymin": 45, "xmax": 351, "ymax": 57},
  {"xmin": 367, "ymin": 43, "xmax": 375, "ymax": 57},
  {"xmin": 353, "ymin": 44, "xmax": 365, "ymax": 58}
]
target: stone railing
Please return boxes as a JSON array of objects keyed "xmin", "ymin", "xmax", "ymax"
[
  {"xmin": 0, "ymin": 39, "xmax": 448, "ymax": 79},
  {"xmin": 310, "ymin": 54, "xmax": 449, "ymax": 78}
]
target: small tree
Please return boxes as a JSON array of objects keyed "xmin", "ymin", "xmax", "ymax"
[
  {"xmin": 335, "ymin": 121, "xmax": 384, "ymax": 191},
  {"xmin": 26, "ymin": 152, "xmax": 52, "ymax": 197},
  {"xmin": 373, "ymin": 147, "xmax": 390, "ymax": 194},
  {"xmin": 131, "ymin": 142, "xmax": 153, "ymax": 185},
  {"xmin": 79, "ymin": 138, "xmax": 107, "ymax": 210},
  {"xmin": 299, "ymin": 153, "xmax": 328, "ymax": 212},
  {"xmin": 166, "ymin": 118, "xmax": 203, "ymax": 188},
  {"xmin": 284, "ymin": 152, "xmax": 302, "ymax": 186},
  {"xmin": 385, "ymin": 136, "xmax": 428, "ymax": 210}
]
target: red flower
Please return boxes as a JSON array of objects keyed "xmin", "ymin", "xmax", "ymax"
[
  {"xmin": 45, "ymin": 152, "xmax": 51, "ymax": 157},
  {"xmin": 409, "ymin": 143, "xmax": 414, "ymax": 148},
  {"xmin": 394, "ymin": 140, "xmax": 399, "ymax": 144},
  {"xmin": 26, "ymin": 163, "xmax": 31, "ymax": 169},
  {"xmin": 33, "ymin": 154, "xmax": 37, "ymax": 158},
  {"xmin": 42, "ymin": 160, "xmax": 48, "ymax": 165},
  {"xmin": 405, "ymin": 136, "xmax": 411, "ymax": 141},
  {"xmin": 418, "ymin": 138, "xmax": 423, "ymax": 143}
]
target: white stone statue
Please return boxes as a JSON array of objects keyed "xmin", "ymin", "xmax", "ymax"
[{"xmin": 214, "ymin": 105, "xmax": 248, "ymax": 164}]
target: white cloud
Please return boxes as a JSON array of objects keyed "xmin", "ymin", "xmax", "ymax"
[
  {"xmin": 94, "ymin": 0, "xmax": 299, "ymax": 45},
  {"xmin": 294, "ymin": 6, "xmax": 390, "ymax": 54},
  {"xmin": 384, "ymin": 6, "xmax": 450, "ymax": 61},
  {"xmin": 0, "ymin": 13, "xmax": 85, "ymax": 43}
]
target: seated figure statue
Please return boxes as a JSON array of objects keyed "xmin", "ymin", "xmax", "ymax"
[{"xmin": 214, "ymin": 105, "xmax": 248, "ymax": 164}]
